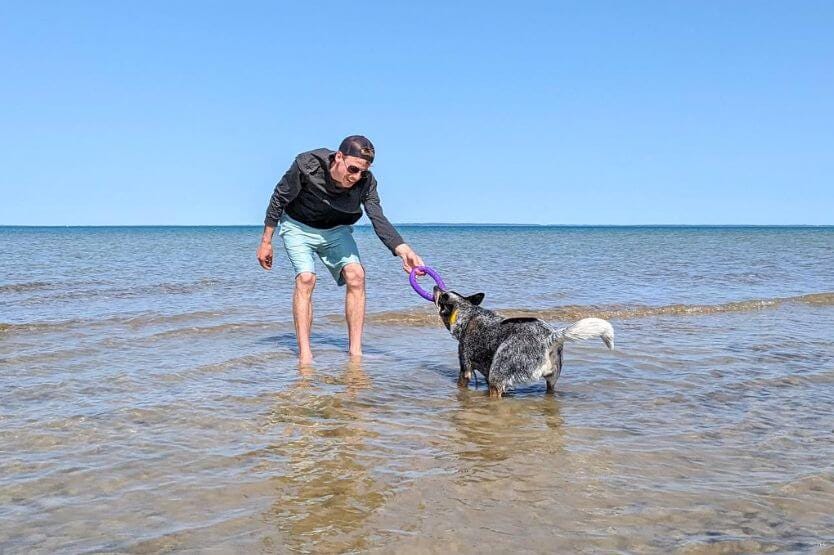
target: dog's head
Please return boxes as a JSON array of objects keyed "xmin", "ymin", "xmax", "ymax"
[{"xmin": 433, "ymin": 286, "xmax": 485, "ymax": 332}]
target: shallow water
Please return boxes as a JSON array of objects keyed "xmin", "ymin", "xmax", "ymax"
[{"xmin": 1, "ymin": 226, "xmax": 833, "ymax": 553}]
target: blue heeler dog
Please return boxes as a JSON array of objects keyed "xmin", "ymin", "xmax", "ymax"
[{"xmin": 433, "ymin": 286, "xmax": 614, "ymax": 398}]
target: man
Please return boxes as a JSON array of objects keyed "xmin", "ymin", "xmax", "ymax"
[{"xmin": 257, "ymin": 135, "xmax": 424, "ymax": 365}]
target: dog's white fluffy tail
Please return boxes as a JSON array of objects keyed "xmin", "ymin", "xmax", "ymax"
[{"xmin": 555, "ymin": 317, "xmax": 614, "ymax": 349}]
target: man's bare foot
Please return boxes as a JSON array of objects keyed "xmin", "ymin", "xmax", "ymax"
[
  {"xmin": 298, "ymin": 352, "xmax": 314, "ymax": 366},
  {"xmin": 348, "ymin": 350, "xmax": 363, "ymax": 360}
]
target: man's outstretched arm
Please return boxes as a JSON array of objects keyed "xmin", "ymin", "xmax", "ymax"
[{"xmin": 363, "ymin": 176, "xmax": 425, "ymax": 273}]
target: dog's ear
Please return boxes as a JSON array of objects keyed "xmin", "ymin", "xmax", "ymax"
[{"xmin": 466, "ymin": 293, "xmax": 485, "ymax": 306}]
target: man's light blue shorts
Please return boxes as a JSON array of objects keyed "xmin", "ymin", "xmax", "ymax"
[{"xmin": 278, "ymin": 215, "xmax": 362, "ymax": 286}]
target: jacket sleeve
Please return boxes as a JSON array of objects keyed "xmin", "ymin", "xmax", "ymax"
[
  {"xmin": 362, "ymin": 175, "xmax": 405, "ymax": 255},
  {"xmin": 264, "ymin": 161, "xmax": 303, "ymax": 227}
]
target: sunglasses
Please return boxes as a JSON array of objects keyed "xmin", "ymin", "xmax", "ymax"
[{"xmin": 342, "ymin": 158, "xmax": 369, "ymax": 176}]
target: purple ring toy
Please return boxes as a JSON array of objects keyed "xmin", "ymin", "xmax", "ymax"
[{"xmin": 409, "ymin": 266, "xmax": 446, "ymax": 302}]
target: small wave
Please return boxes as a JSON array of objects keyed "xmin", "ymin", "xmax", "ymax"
[
  {"xmin": 355, "ymin": 291, "xmax": 834, "ymax": 327},
  {"xmin": 191, "ymin": 351, "xmax": 296, "ymax": 374},
  {"xmin": 147, "ymin": 321, "xmax": 276, "ymax": 340},
  {"xmin": 0, "ymin": 309, "xmax": 243, "ymax": 335},
  {"xmin": 4, "ymin": 292, "xmax": 832, "ymax": 335},
  {"xmin": 0, "ymin": 281, "xmax": 54, "ymax": 293},
  {"xmin": 0, "ymin": 320, "xmax": 87, "ymax": 334},
  {"xmin": 143, "ymin": 278, "xmax": 226, "ymax": 296},
  {"xmin": 799, "ymin": 292, "xmax": 834, "ymax": 304},
  {"xmin": 123, "ymin": 309, "xmax": 232, "ymax": 327},
  {"xmin": 11, "ymin": 278, "xmax": 228, "ymax": 305}
]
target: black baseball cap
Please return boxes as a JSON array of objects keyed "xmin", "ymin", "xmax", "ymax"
[{"xmin": 338, "ymin": 135, "xmax": 375, "ymax": 162}]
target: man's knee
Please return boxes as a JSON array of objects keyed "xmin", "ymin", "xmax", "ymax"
[
  {"xmin": 295, "ymin": 272, "xmax": 316, "ymax": 292},
  {"xmin": 342, "ymin": 264, "xmax": 365, "ymax": 290}
]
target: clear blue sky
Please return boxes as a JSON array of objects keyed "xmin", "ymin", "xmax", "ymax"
[{"xmin": 1, "ymin": 2, "xmax": 832, "ymax": 225}]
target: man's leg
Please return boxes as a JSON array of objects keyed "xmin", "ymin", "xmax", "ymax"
[
  {"xmin": 293, "ymin": 272, "xmax": 316, "ymax": 365},
  {"xmin": 341, "ymin": 263, "xmax": 365, "ymax": 358}
]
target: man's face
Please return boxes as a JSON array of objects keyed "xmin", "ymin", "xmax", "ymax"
[{"xmin": 332, "ymin": 152, "xmax": 370, "ymax": 187}]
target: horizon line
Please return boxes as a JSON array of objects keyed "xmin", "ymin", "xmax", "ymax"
[{"xmin": 2, "ymin": 223, "xmax": 833, "ymax": 228}]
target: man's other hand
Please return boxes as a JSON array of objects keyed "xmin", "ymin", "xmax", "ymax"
[{"xmin": 257, "ymin": 241, "xmax": 274, "ymax": 270}]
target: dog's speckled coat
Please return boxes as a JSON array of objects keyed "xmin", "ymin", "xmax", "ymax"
[{"xmin": 433, "ymin": 287, "xmax": 614, "ymax": 398}]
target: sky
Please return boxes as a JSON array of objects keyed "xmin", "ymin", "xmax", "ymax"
[{"xmin": 1, "ymin": 1, "xmax": 832, "ymax": 226}]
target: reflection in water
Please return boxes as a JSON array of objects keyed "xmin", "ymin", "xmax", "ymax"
[
  {"xmin": 349, "ymin": 388, "xmax": 576, "ymax": 552},
  {"xmin": 258, "ymin": 360, "xmax": 383, "ymax": 553},
  {"xmin": 449, "ymin": 391, "xmax": 566, "ymax": 483},
  {"xmin": 253, "ymin": 363, "xmax": 573, "ymax": 551}
]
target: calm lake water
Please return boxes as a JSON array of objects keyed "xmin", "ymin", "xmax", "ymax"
[{"xmin": 2, "ymin": 225, "xmax": 833, "ymax": 553}]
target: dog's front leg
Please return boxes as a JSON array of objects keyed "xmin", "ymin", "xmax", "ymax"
[
  {"xmin": 457, "ymin": 344, "xmax": 472, "ymax": 387},
  {"xmin": 546, "ymin": 345, "xmax": 564, "ymax": 394}
]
